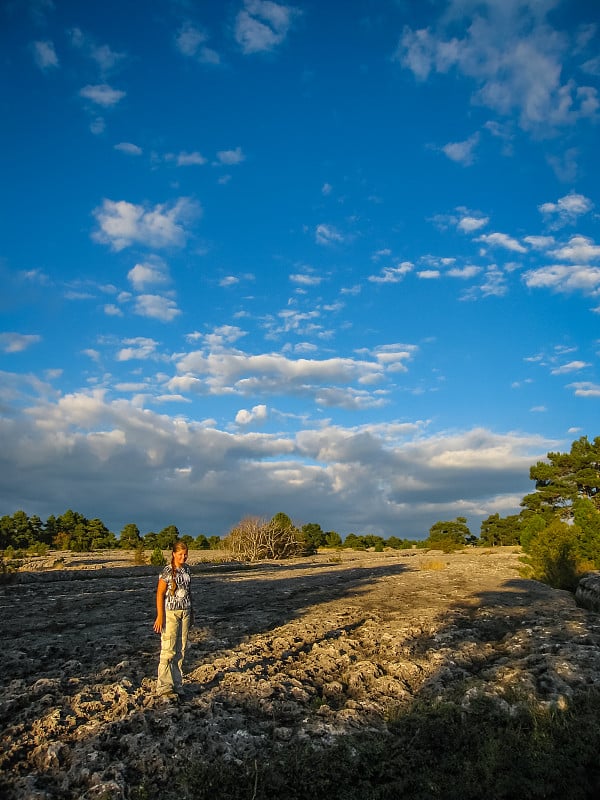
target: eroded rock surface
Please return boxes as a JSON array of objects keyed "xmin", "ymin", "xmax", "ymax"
[{"xmin": 1, "ymin": 548, "xmax": 600, "ymax": 799}]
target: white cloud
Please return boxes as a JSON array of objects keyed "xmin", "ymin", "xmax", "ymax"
[
  {"xmin": 32, "ymin": 40, "xmax": 59, "ymax": 70},
  {"xmin": 476, "ymin": 232, "xmax": 527, "ymax": 253},
  {"xmin": 219, "ymin": 276, "xmax": 239, "ymax": 287},
  {"xmin": 523, "ymin": 235, "xmax": 554, "ymax": 250},
  {"xmin": 395, "ymin": 3, "xmax": 599, "ymax": 135},
  {"xmin": 235, "ymin": 0, "xmax": 301, "ymax": 55},
  {"xmin": 235, "ymin": 404, "xmax": 268, "ymax": 425},
  {"xmin": 117, "ymin": 338, "xmax": 159, "ymax": 361},
  {"xmin": 476, "ymin": 266, "xmax": 507, "ymax": 298},
  {"xmin": 0, "ymin": 333, "xmax": 42, "ymax": 353},
  {"xmin": 114, "ymin": 142, "xmax": 142, "ymax": 156},
  {"xmin": 458, "ymin": 214, "xmax": 489, "ymax": 233},
  {"xmin": 174, "ymin": 349, "xmax": 388, "ymax": 399},
  {"xmin": 79, "ymin": 84, "xmax": 126, "ymax": 107},
  {"xmin": 315, "ymin": 224, "xmax": 345, "ymax": 246},
  {"xmin": 523, "ymin": 264, "xmax": 600, "ymax": 295},
  {"xmin": 568, "ymin": 382, "xmax": 600, "ymax": 397},
  {"xmin": 68, "ymin": 27, "xmax": 126, "ymax": 73},
  {"xmin": 417, "ymin": 270, "xmax": 440, "ymax": 279},
  {"xmin": 442, "ymin": 132, "xmax": 479, "ymax": 165},
  {"xmin": 582, "ymin": 56, "xmax": 600, "ymax": 77},
  {"xmin": 90, "ymin": 117, "xmax": 105, "ymax": 135},
  {"xmin": 551, "ymin": 361, "xmax": 590, "ymax": 375},
  {"xmin": 368, "ymin": 262, "xmax": 413, "ymax": 283},
  {"xmin": 269, "ymin": 308, "xmax": 322, "ymax": 336},
  {"xmin": 550, "ymin": 236, "xmax": 600, "ymax": 263},
  {"xmin": 373, "ymin": 344, "xmax": 417, "ymax": 373},
  {"xmin": 290, "ymin": 273, "xmax": 322, "ymax": 286},
  {"xmin": 448, "ymin": 265, "xmax": 482, "ymax": 279},
  {"xmin": 175, "ymin": 22, "xmax": 220, "ymax": 64},
  {"xmin": 539, "ymin": 193, "xmax": 593, "ymax": 227},
  {"xmin": 92, "ymin": 198, "xmax": 199, "ymax": 251},
  {"xmin": 134, "ymin": 294, "xmax": 181, "ymax": 322},
  {"xmin": 90, "ymin": 43, "xmax": 126, "ymax": 73},
  {"xmin": 0, "ymin": 376, "xmax": 552, "ymax": 538},
  {"xmin": 175, "ymin": 22, "xmax": 207, "ymax": 56},
  {"xmin": 216, "ymin": 147, "xmax": 245, "ymax": 165},
  {"xmin": 177, "ymin": 151, "xmax": 207, "ymax": 166},
  {"xmin": 128, "ymin": 258, "xmax": 171, "ymax": 290},
  {"xmin": 547, "ymin": 147, "xmax": 579, "ymax": 183}
]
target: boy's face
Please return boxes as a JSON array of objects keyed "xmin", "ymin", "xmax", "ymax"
[{"xmin": 173, "ymin": 549, "xmax": 188, "ymax": 568}]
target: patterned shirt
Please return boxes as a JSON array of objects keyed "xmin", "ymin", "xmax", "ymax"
[{"xmin": 160, "ymin": 564, "xmax": 192, "ymax": 611}]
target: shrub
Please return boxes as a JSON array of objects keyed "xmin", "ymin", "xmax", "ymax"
[
  {"xmin": 520, "ymin": 519, "xmax": 583, "ymax": 591},
  {"xmin": 223, "ymin": 515, "xmax": 304, "ymax": 562},
  {"xmin": 150, "ymin": 547, "xmax": 166, "ymax": 567}
]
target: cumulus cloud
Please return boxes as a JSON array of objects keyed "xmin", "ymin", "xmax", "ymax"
[
  {"xmin": 177, "ymin": 151, "xmax": 207, "ymax": 166},
  {"xmin": 448, "ymin": 265, "xmax": 482, "ymax": 279},
  {"xmin": 395, "ymin": 1, "xmax": 599, "ymax": 135},
  {"xmin": 442, "ymin": 132, "xmax": 480, "ymax": 165},
  {"xmin": 0, "ymin": 368, "xmax": 554, "ymax": 537},
  {"xmin": 550, "ymin": 361, "xmax": 590, "ymax": 375},
  {"xmin": 523, "ymin": 264, "xmax": 600, "ymax": 295},
  {"xmin": 523, "ymin": 235, "xmax": 554, "ymax": 250},
  {"xmin": 315, "ymin": 224, "xmax": 345, "ymax": 246},
  {"xmin": 133, "ymin": 294, "xmax": 181, "ymax": 322},
  {"xmin": 476, "ymin": 232, "xmax": 527, "ymax": 253},
  {"xmin": 174, "ymin": 351, "xmax": 382, "ymax": 397},
  {"xmin": 539, "ymin": 193, "xmax": 593, "ymax": 227},
  {"xmin": 168, "ymin": 339, "xmax": 419, "ymax": 408},
  {"xmin": 79, "ymin": 84, "xmax": 126, "ymax": 107},
  {"xmin": 290, "ymin": 273, "xmax": 322, "ymax": 286},
  {"xmin": 68, "ymin": 27, "xmax": 126, "ymax": 73},
  {"xmin": 235, "ymin": 404, "xmax": 268, "ymax": 425},
  {"xmin": 114, "ymin": 142, "xmax": 142, "ymax": 156},
  {"xmin": 234, "ymin": 0, "xmax": 301, "ymax": 55},
  {"xmin": 568, "ymin": 382, "xmax": 600, "ymax": 398},
  {"xmin": 127, "ymin": 258, "xmax": 171, "ymax": 290},
  {"xmin": 0, "ymin": 333, "xmax": 42, "ymax": 353},
  {"xmin": 175, "ymin": 22, "xmax": 220, "ymax": 64},
  {"xmin": 92, "ymin": 198, "xmax": 199, "ymax": 251},
  {"xmin": 549, "ymin": 235, "xmax": 600, "ymax": 263},
  {"xmin": 215, "ymin": 147, "xmax": 245, "ymax": 165},
  {"xmin": 458, "ymin": 214, "xmax": 489, "ymax": 233},
  {"xmin": 368, "ymin": 262, "xmax": 413, "ymax": 283},
  {"xmin": 116, "ymin": 337, "xmax": 159, "ymax": 361},
  {"xmin": 31, "ymin": 40, "xmax": 59, "ymax": 70}
]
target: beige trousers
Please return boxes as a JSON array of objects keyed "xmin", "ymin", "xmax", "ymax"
[{"xmin": 156, "ymin": 609, "xmax": 191, "ymax": 695}]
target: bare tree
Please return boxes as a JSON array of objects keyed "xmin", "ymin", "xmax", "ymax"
[{"xmin": 224, "ymin": 514, "xmax": 304, "ymax": 562}]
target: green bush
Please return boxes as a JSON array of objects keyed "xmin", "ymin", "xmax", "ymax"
[
  {"xmin": 520, "ymin": 519, "xmax": 584, "ymax": 590},
  {"xmin": 150, "ymin": 547, "xmax": 166, "ymax": 567}
]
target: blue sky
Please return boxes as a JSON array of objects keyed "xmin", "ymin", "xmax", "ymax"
[{"xmin": 1, "ymin": 0, "xmax": 599, "ymax": 540}]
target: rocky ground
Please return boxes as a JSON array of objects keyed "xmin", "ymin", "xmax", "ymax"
[{"xmin": 1, "ymin": 547, "xmax": 600, "ymax": 799}]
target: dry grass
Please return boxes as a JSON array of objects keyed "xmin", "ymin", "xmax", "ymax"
[{"xmin": 420, "ymin": 559, "xmax": 447, "ymax": 571}]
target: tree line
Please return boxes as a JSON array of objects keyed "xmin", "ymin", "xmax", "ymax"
[
  {"xmin": 0, "ymin": 510, "xmax": 221, "ymax": 555},
  {"xmin": 3, "ymin": 435, "xmax": 600, "ymax": 589}
]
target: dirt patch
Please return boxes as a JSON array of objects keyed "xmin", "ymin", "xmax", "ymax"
[{"xmin": 1, "ymin": 547, "xmax": 600, "ymax": 799}]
